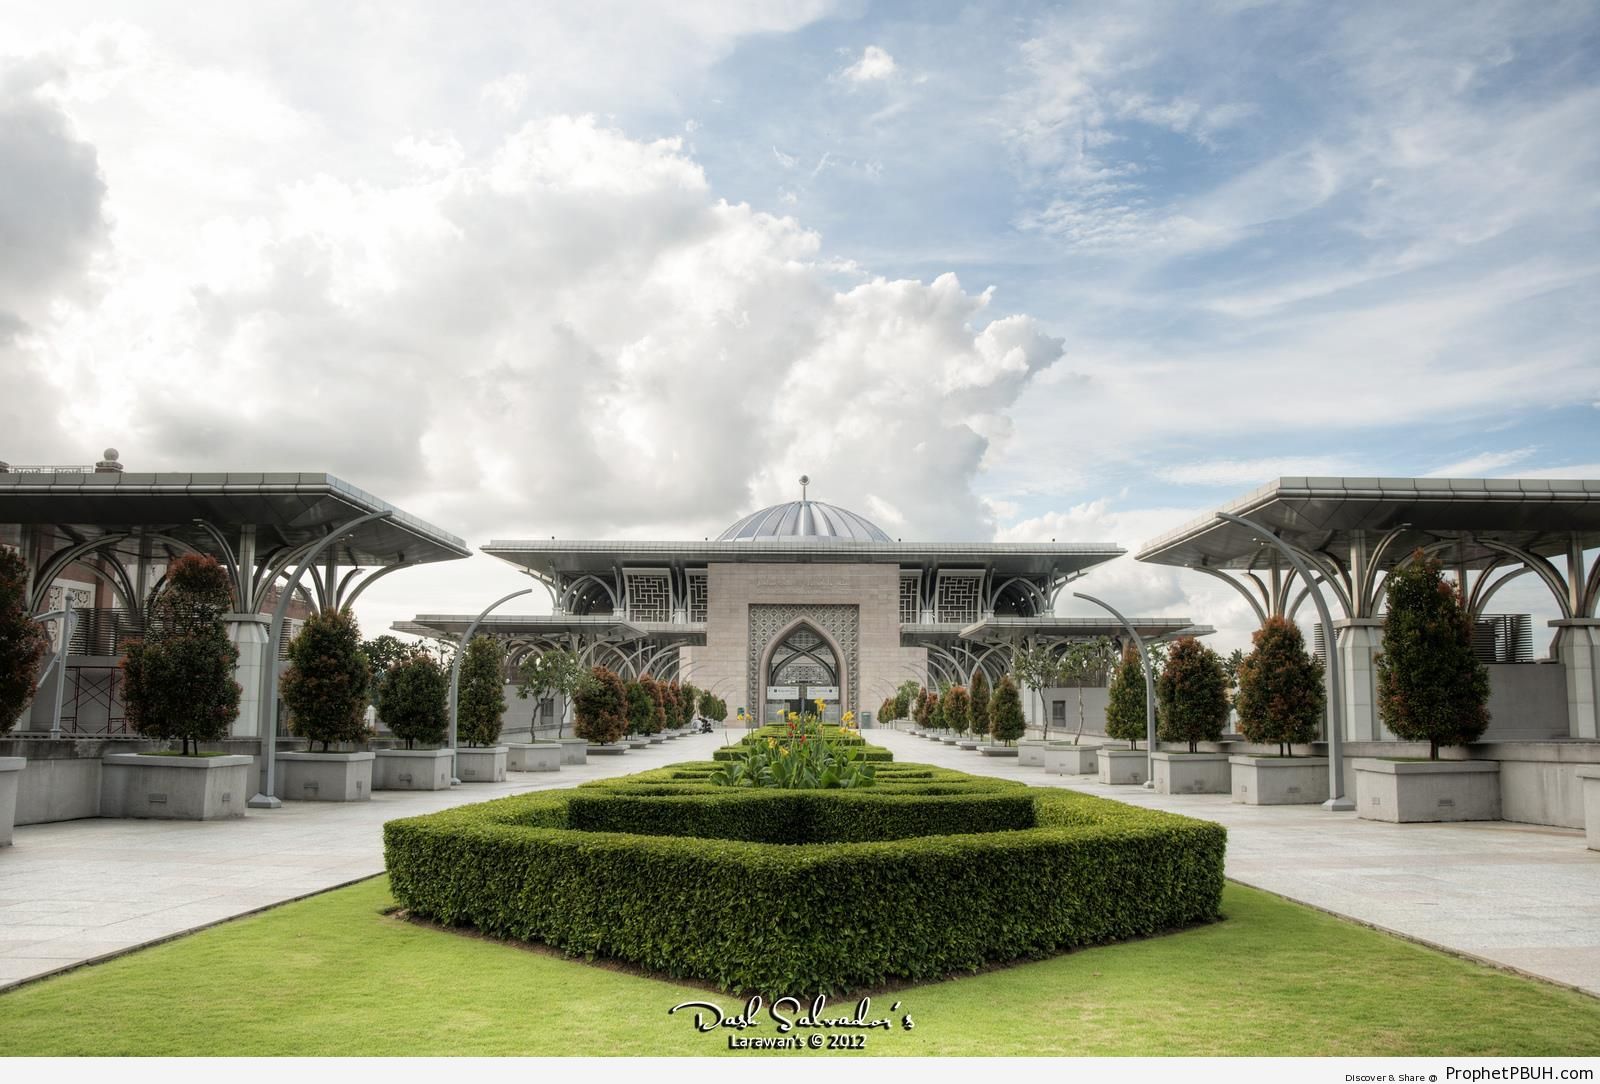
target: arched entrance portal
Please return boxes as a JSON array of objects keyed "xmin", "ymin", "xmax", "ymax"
[{"xmin": 764, "ymin": 623, "xmax": 843, "ymax": 724}]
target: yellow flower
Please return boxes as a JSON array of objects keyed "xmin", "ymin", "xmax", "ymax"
[
  {"xmin": 779, "ymin": 746, "xmax": 790, "ymax": 756},
  {"xmin": 767, "ymin": 737, "xmax": 777, "ymax": 749},
  {"xmin": 814, "ymin": 698, "xmax": 827, "ymax": 712}
]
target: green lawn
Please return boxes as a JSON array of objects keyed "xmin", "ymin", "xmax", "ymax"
[{"xmin": 2, "ymin": 876, "xmax": 1596, "ymax": 1057}]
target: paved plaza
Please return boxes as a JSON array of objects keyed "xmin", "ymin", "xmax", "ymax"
[
  {"xmin": 871, "ymin": 729, "xmax": 1600, "ymax": 998},
  {"xmin": 0, "ymin": 733, "xmax": 732, "ymax": 989},
  {"xmin": 2, "ymin": 727, "xmax": 1598, "ymax": 999}
]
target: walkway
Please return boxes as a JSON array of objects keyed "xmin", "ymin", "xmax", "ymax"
[
  {"xmin": 0, "ymin": 732, "xmax": 737, "ymax": 989},
  {"xmin": 3, "ymin": 728, "xmax": 1598, "ymax": 999},
  {"xmin": 871, "ymin": 728, "xmax": 1600, "ymax": 998}
]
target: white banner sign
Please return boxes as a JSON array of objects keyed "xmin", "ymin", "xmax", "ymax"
[
  {"xmin": 809, "ymin": 686, "xmax": 840, "ymax": 700},
  {"xmin": 766, "ymin": 686, "xmax": 799, "ymax": 699}
]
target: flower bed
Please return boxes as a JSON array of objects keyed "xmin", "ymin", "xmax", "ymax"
[{"xmin": 384, "ymin": 761, "xmax": 1226, "ymax": 994}]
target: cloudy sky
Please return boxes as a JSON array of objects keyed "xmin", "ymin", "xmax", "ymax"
[{"xmin": 3, "ymin": 1, "xmax": 1597, "ymax": 650}]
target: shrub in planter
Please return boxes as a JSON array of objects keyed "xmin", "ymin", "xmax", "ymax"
[
  {"xmin": 515, "ymin": 647, "xmax": 585, "ymax": 738},
  {"xmin": 573, "ymin": 666, "xmax": 628, "ymax": 745},
  {"xmin": 1376, "ymin": 552, "xmax": 1490, "ymax": 759},
  {"xmin": 1060, "ymin": 636, "xmax": 1115, "ymax": 745},
  {"xmin": 625, "ymin": 679, "xmax": 657, "ymax": 736},
  {"xmin": 989, "ymin": 675, "xmax": 1025, "ymax": 744},
  {"xmin": 912, "ymin": 687, "xmax": 934, "ymax": 730},
  {"xmin": 1156, "ymin": 636, "xmax": 1229, "ymax": 754},
  {"xmin": 1235, "ymin": 616, "xmax": 1324, "ymax": 755},
  {"xmin": 121, "ymin": 555, "xmax": 241, "ymax": 755},
  {"xmin": 458, "ymin": 634, "xmax": 506, "ymax": 747},
  {"xmin": 0, "ymin": 548, "xmax": 50, "ymax": 735},
  {"xmin": 698, "ymin": 690, "xmax": 727, "ymax": 725},
  {"xmin": 968, "ymin": 670, "xmax": 991, "ymax": 739},
  {"xmin": 681, "ymin": 682, "xmax": 700, "ymax": 725},
  {"xmin": 644, "ymin": 676, "xmax": 669, "ymax": 734},
  {"xmin": 360, "ymin": 633, "xmax": 408, "ymax": 709},
  {"xmin": 379, "ymin": 651, "xmax": 449, "ymax": 749},
  {"xmin": 281, "ymin": 608, "xmax": 370, "ymax": 751},
  {"xmin": 943, "ymin": 684, "xmax": 971, "ymax": 737},
  {"xmin": 1105, "ymin": 645, "xmax": 1150, "ymax": 749}
]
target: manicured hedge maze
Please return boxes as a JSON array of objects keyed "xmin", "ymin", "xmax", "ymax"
[{"xmin": 384, "ymin": 761, "xmax": 1226, "ymax": 994}]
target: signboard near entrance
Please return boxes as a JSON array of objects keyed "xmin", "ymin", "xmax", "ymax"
[
  {"xmin": 767, "ymin": 686, "xmax": 799, "ymax": 699},
  {"xmin": 810, "ymin": 686, "xmax": 840, "ymax": 700}
]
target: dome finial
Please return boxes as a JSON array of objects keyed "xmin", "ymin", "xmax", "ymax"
[{"xmin": 799, "ymin": 474, "xmax": 810, "ymax": 501}]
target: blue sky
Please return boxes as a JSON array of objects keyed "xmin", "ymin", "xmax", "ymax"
[{"xmin": 2, "ymin": 0, "xmax": 1596, "ymax": 645}]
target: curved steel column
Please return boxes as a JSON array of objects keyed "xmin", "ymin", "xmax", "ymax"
[
  {"xmin": 248, "ymin": 511, "xmax": 392, "ymax": 810},
  {"xmin": 1217, "ymin": 512, "xmax": 1352, "ymax": 811},
  {"xmin": 1073, "ymin": 592, "xmax": 1157, "ymax": 789},
  {"xmin": 447, "ymin": 588, "xmax": 534, "ymax": 785}
]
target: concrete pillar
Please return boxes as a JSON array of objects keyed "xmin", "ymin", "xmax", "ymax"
[
  {"xmin": 1552, "ymin": 620, "xmax": 1600, "ymax": 740},
  {"xmin": 1336, "ymin": 619, "xmax": 1388, "ymax": 741},
  {"xmin": 226, "ymin": 613, "xmax": 271, "ymax": 738}
]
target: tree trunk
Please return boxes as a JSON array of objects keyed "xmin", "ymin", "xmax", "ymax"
[{"xmin": 1074, "ymin": 686, "xmax": 1086, "ymax": 746}]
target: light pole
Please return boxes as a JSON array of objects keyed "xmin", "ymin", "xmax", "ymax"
[
  {"xmin": 1215, "ymin": 511, "xmax": 1351, "ymax": 811},
  {"xmin": 1073, "ymin": 592, "xmax": 1157, "ymax": 788},
  {"xmin": 448, "ymin": 588, "xmax": 534, "ymax": 785}
]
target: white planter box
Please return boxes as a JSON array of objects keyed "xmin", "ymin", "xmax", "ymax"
[
  {"xmin": 374, "ymin": 748, "xmax": 454, "ymax": 791},
  {"xmin": 978, "ymin": 745, "xmax": 1019, "ymax": 757},
  {"xmin": 555, "ymin": 738, "xmax": 588, "ymax": 766},
  {"xmin": 1355, "ymin": 758, "xmax": 1500, "ymax": 822},
  {"xmin": 588, "ymin": 743, "xmax": 629, "ymax": 756},
  {"xmin": 274, "ymin": 751, "xmax": 374, "ymax": 802},
  {"xmin": 1043, "ymin": 743, "xmax": 1100, "ymax": 775},
  {"xmin": 1151, "ymin": 752, "xmax": 1231, "ymax": 795},
  {"xmin": 1017, "ymin": 739, "xmax": 1049, "ymax": 766},
  {"xmin": 1579, "ymin": 768, "xmax": 1600, "ymax": 851},
  {"xmin": 1229, "ymin": 756, "xmax": 1331, "ymax": 805},
  {"xmin": 940, "ymin": 736, "xmax": 960, "ymax": 745},
  {"xmin": 0, "ymin": 757, "xmax": 23, "ymax": 846},
  {"xmin": 956, "ymin": 740, "xmax": 980, "ymax": 750},
  {"xmin": 507, "ymin": 743, "xmax": 562, "ymax": 772},
  {"xmin": 647, "ymin": 735, "xmax": 667, "ymax": 744},
  {"xmin": 626, "ymin": 737, "xmax": 652, "ymax": 749},
  {"xmin": 457, "ymin": 746, "xmax": 508, "ymax": 783},
  {"xmin": 100, "ymin": 753, "xmax": 253, "ymax": 820},
  {"xmin": 1097, "ymin": 747, "xmax": 1149, "ymax": 786}
]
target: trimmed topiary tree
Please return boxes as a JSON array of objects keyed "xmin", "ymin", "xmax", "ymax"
[
  {"xmin": 281, "ymin": 608, "xmax": 370, "ymax": 752},
  {"xmin": 698, "ymin": 689, "xmax": 726, "ymax": 725},
  {"xmin": 1105, "ymin": 644, "xmax": 1149, "ymax": 749},
  {"xmin": 0, "ymin": 548, "xmax": 49, "ymax": 735},
  {"xmin": 457, "ymin": 635, "xmax": 507, "ymax": 748},
  {"xmin": 989, "ymin": 675, "xmax": 1025, "ymax": 744},
  {"xmin": 645, "ymin": 676, "xmax": 668, "ymax": 733},
  {"xmin": 913, "ymin": 687, "xmax": 934, "ymax": 729},
  {"xmin": 929, "ymin": 686, "xmax": 947, "ymax": 732},
  {"xmin": 121, "ymin": 554, "xmax": 241, "ymax": 756},
  {"xmin": 1377, "ymin": 552, "xmax": 1491, "ymax": 759},
  {"xmin": 1156, "ymin": 636, "xmax": 1230, "ymax": 754},
  {"xmin": 360, "ymin": 633, "xmax": 408, "ymax": 709},
  {"xmin": 379, "ymin": 650, "xmax": 449, "ymax": 750},
  {"xmin": 1235, "ymin": 616, "xmax": 1325, "ymax": 756},
  {"xmin": 944, "ymin": 684, "xmax": 972, "ymax": 737},
  {"xmin": 573, "ymin": 665, "xmax": 628, "ymax": 745},
  {"xmin": 969, "ymin": 670, "xmax": 991, "ymax": 740},
  {"xmin": 680, "ymin": 682, "xmax": 700, "ymax": 725},
  {"xmin": 625, "ymin": 680, "xmax": 657, "ymax": 736}
]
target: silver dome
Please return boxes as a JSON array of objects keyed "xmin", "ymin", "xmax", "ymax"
[{"xmin": 717, "ymin": 499, "xmax": 893, "ymax": 543}]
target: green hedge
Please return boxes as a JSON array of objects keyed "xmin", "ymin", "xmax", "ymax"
[
  {"xmin": 711, "ymin": 743, "xmax": 894, "ymax": 762},
  {"xmin": 384, "ymin": 763, "xmax": 1225, "ymax": 994}
]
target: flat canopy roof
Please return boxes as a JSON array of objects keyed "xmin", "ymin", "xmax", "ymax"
[
  {"xmin": 396, "ymin": 613, "xmax": 652, "ymax": 640},
  {"xmin": 484, "ymin": 539, "xmax": 1123, "ymax": 579},
  {"xmin": 0, "ymin": 471, "xmax": 470, "ymax": 567},
  {"xmin": 957, "ymin": 616, "xmax": 1213, "ymax": 642},
  {"xmin": 1136, "ymin": 476, "xmax": 1600, "ymax": 571}
]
